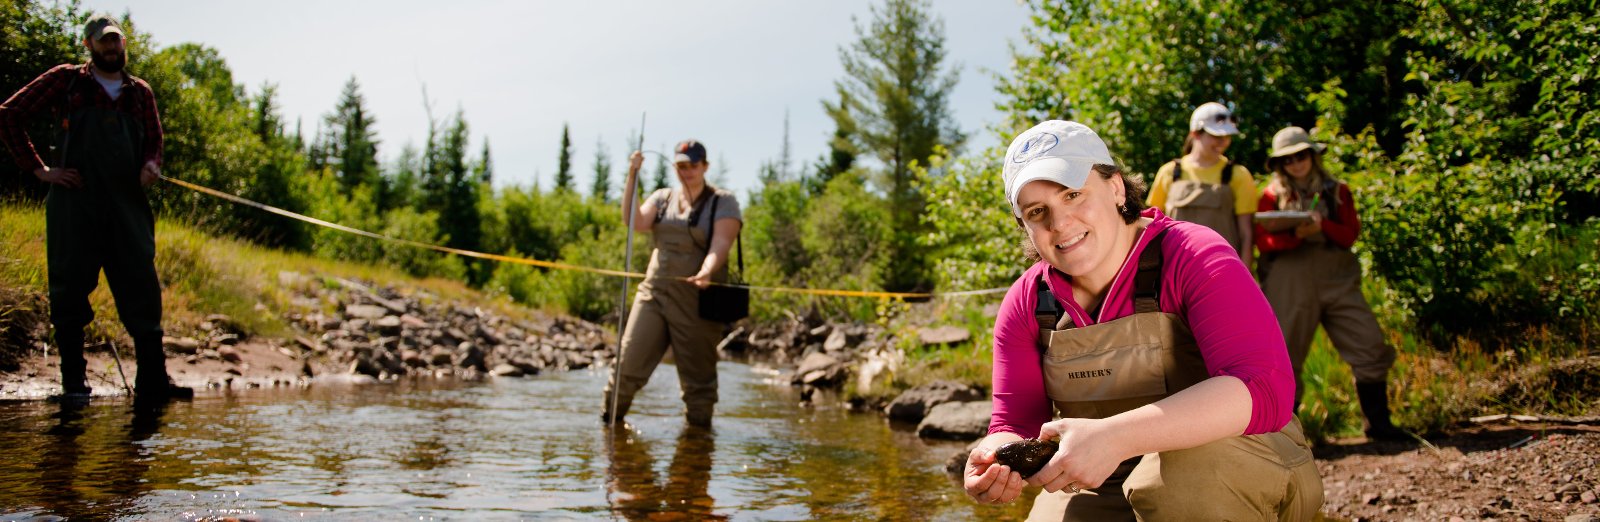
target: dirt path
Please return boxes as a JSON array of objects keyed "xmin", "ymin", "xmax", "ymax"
[{"xmin": 1316, "ymin": 425, "xmax": 1600, "ymax": 521}]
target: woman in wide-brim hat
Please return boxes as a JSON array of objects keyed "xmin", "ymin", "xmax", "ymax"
[{"xmin": 1255, "ymin": 126, "xmax": 1405, "ymax": 442}]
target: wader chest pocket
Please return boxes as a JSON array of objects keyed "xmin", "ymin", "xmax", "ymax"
[{"xmin": 1043, "ymin": 341, "xmax": 1167, "ymax": 402}]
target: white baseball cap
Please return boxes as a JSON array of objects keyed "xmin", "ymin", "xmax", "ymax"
[
  {"xmin": 1002, "ymin": 120, "xmax": 1115, "ymax": 217},
  {"xmin": 1189, "ymin": 102, "xmax": 1240, "ymax": 136}
]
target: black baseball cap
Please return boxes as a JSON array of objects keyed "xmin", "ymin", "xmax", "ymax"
[{"xmin": 673, "ymin": 140, "xmax": 707, "ymax": 164}]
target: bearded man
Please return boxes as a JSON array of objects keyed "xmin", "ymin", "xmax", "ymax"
[{"xmin": 0, "ymin": 13, "xmax": 191, "ymax": 403}]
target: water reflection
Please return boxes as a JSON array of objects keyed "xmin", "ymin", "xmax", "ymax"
[
  {"xmin": 11, "ymin": 402, "xmax": 167, "ymax": 520},
  {"xmin": 0, "ymin": 363, "xmax": 1030, "ymax": 519},
  {"xmin": 607, "ymin": 425, "xmax": 721, "ymax": 520}
]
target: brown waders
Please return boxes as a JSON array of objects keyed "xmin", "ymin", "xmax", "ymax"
[
  {"xmin": 1259, "ymin": 201, "xmax": 1400, "ymax": 440},
  {"xmin": 1026, "ymin": 231, "xmax": 1322, "ymax": 521},
  {"xmin": 602, "ymin": 188, "xmax": 729, "ymax": 427},
  {"xmin": 48, "ymin": 102, "xmax": 169, "ymax": 396},
  {"xmin": 1164, "ymin": 161, "xmax": 1244, "ymax": 253}
]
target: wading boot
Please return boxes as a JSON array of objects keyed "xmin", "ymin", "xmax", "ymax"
[
  {"xmin": 50, "ymin": 334, "xmax": 92, "ymax": 403},
  {"xmin": 1356, "ymin": 381, "xmax": 1408, "ymax": 442},
  {"xmin": 686, "ymin": 406, "xmax": 713, "ymax": 429}
]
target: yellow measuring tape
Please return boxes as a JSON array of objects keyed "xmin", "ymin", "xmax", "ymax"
[{"xmin": 161, "ymin": 175, "xmax": 1009, "ymax": 300}]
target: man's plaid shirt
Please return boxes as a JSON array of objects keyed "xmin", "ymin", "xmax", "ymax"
[{"xmin": 0, "ymin": 63, "xmax": 164, "ymax": 173}]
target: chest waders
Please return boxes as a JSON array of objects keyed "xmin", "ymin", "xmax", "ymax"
[
  {"xmin": 1163, "ymin": 160, "xmax": 1243, "ymax": 252},
  {"xmin": 1258, "ymin": 184, "xmax": 1401, "ymax": 439},
  {"xmin": 46, "ymin": 97, "xmax": 167, "ymax": 395},
  {"xmin": 601, "ymin": 188, "xmax": 727, "ymax": 427},
  {"xmin": 1023, "ymin": 231, "xmax": 1322, "ymax": 522}
]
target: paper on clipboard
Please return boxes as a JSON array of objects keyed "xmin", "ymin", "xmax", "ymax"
[{"xmin": 1254, "ymin": 210, "xmax": 1314, "ymax": 232}]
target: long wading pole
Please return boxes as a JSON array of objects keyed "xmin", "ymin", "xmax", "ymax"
[{"xmin": 608, "ymin": 112, "xmax": 646, "ymax": 426}]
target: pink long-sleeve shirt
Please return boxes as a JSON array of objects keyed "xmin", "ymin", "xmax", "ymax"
[{"xmin": 989, "ymin": 208, "xmax": 1294, "ymax": 438}]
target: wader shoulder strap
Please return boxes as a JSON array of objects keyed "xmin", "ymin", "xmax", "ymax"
[
  {"xmin": 1133, "ymin": 229, "xmax": 1170, "ymax": 313},
  {"xmin": 697, "ymin": 194, "xmax": 743, "ymax": 279},
  {"xmin": 1034, "ymin": 272, "xmax": 1065, "ymax": 351},
  {"xmin": 1033, "ymin": 229, "xmax": 1169, "ymax": 350},
  {"xmin": 1168, "ymin": 160, "xmax": 1183, "ymax": 182},
  {"xmin": 1222, "ymin": 161, "xmax": 1235, "ymax": 185}
]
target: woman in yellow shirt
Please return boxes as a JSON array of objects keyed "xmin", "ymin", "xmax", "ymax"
[{"xmin": 1145, "ymin": 102, "xmax": 1258, "ymax": 266}]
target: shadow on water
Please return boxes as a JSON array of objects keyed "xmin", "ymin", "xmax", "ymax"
[{"xmin": 0, "ymin": 362, "xmax": 1034, "ymax": 520}]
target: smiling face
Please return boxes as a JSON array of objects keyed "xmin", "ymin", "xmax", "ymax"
[
  {"xmin": 1194, "ymin": 131, "xmax": 1232, "ymax": 156},
  {"xmin": 1015, "ymin": 172, "xmax": 1132, "ymax": 280},
  {"xmin": 1281, "ymin": 150, "xmax": 1314, "ymax": 179}
]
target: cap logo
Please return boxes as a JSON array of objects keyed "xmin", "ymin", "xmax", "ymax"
[{"xmin": 1011, "ymin": 132, "xmax": 1060, "ymax": 164}]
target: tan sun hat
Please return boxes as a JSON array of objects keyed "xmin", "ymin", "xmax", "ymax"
[{"xmin": 1269, "ymin": 126, "xmax": 1327, "ymax": 158}]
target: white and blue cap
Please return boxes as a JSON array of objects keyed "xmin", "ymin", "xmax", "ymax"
[{"xmin": 1003, "ymin": 120, "xmax": 1115, "ymax": 217}]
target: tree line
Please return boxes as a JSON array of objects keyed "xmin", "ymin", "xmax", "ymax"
[{"xmin": 3, "ymin": 0, "xmax": 1595, "ymax": 347}]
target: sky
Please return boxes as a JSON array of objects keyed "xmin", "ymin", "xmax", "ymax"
[{"xmin": 80, "ymin": 1, "xmax": 1032, "ymax": 196}]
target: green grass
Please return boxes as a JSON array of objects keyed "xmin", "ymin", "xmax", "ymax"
[{"xmin": 1, "ymin": 201, "xmax": 531, "ymax": 347}]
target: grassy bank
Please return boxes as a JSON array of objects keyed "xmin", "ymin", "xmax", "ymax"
[{"xmin": 0, "ymin": 202, "xmax": 528, "ymax": 352}]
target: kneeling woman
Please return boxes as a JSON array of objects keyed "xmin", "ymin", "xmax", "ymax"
[{"xmin": 961, "ymin": 121, "xmax": 1322, "ymax": 521}]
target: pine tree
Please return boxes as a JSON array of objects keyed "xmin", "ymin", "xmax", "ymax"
[
  {"xmin": 834, "ymin": 0, "xmax": 963, "ymax": 292},
  {"xmin": 324, "ymin": 76, "xmax": 382, "ymax": 193},
  {"xmin": 590, "ymin": 136, "xmax": 611, "ymax": 202},
  {"xmin": 555, "ymin": 123, "xmax": 574, "ymax": 192}
]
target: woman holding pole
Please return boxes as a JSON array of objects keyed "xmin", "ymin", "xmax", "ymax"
[{"xmin": 603, "ymin": 139, "xmax": 742, "ymax": 428}]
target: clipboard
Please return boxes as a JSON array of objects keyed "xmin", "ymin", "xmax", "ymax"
[{"xmin": 1254, "ymin": 210, "xmax": 1314, "ymax": 232}]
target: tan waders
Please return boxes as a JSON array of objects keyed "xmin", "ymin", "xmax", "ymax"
[
  {"xmin": 47, "ymin": 101, "xmax": 170, "ymax": 397},
  {"xmin": 1162, "ymin": 160, "xmax": 1245, "ymax": 252},
  {"xmin": 1259, "ymin": 191, "xmax": 1400, "ymax": 439},
  {"xmin": 1026, "ymin": 230, "xmax": 1322, "ymax": 521},
  {"xmin": 603, "ymin": 188, "xmax": 732, "ymax": 427}
]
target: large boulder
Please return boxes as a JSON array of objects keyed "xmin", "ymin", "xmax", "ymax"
[
  {"xmin": 885, "ymin": 380, "xmax": 985, "ymax": 423},
  {"xmin": 791, "ymin": 352, "xmax": 847, "ymax": 387},
  {"xmin": 917, "ymin": 400, "xmax": 993, "ymax": 440}
]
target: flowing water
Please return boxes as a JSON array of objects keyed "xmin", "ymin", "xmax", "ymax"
[{"xmin": 0, "ymin": 361, "xmax": 1033, "ymax": 520}]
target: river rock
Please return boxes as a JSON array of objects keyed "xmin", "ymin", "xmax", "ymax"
[
  {"xmin": 429, "ymin": 346, "xmax": 453, "ymax": 366},
  {"xmin": 490, "ymin": 363, "xmax": 524, "ymax": 377},
  {"xmin": 203, "ymin": 314, "xmax": 239, "ymax": 334},
  {"xmin": 792, "ymin": 352, "xmax": 846, "ymax": 386},
  {"xmin": 349, "ymin": 357, "xmax": 381, "ymax": 377},
  {"xmin": 917, "ymin": 400, "xmax": 993, "ymax": 440},
  {"xmin": 400, "ymin": 349, "xmax": 426, "ymax": 368},
  {"xmin": 164, "ymin": 336, "xmax": 202, "ymax": 355},
  {"xmin": 918, "ymin": 325, "xmax": 970, "ymax": 347},
  {"xmin": 510, "ymin": 359, "xmax": 541, "ymax": 375},
  {"xmin": 823, "ymin": 329, "xmax": 849, "ymax": 353},
  {"xmin": 375, "ymin": 316, "xmax": 403, "ymax": 335},
  {"xmin": 345, "ymin": 304, "xmax": 388, "ymax": 320},
  {"xmin": 885, "ymin": 380, "xmax": 986, "ymax": 422},
  {"xmin": 454, "ymin": 341, "xmax": 486, "ymax": 371},
  {"xmin": 216, "ymin": 345, "xmax": 243, "ymax": 363}
]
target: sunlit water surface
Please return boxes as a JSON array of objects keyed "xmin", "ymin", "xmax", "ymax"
[{"xmin": 0, "ymin": 361, "xmax": 1032, "ymax": 520}]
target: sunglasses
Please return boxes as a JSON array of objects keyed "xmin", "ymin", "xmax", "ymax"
[{"xmin": 1213, "ymin": 113, "xmax": 1238, "ymax": 124}]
